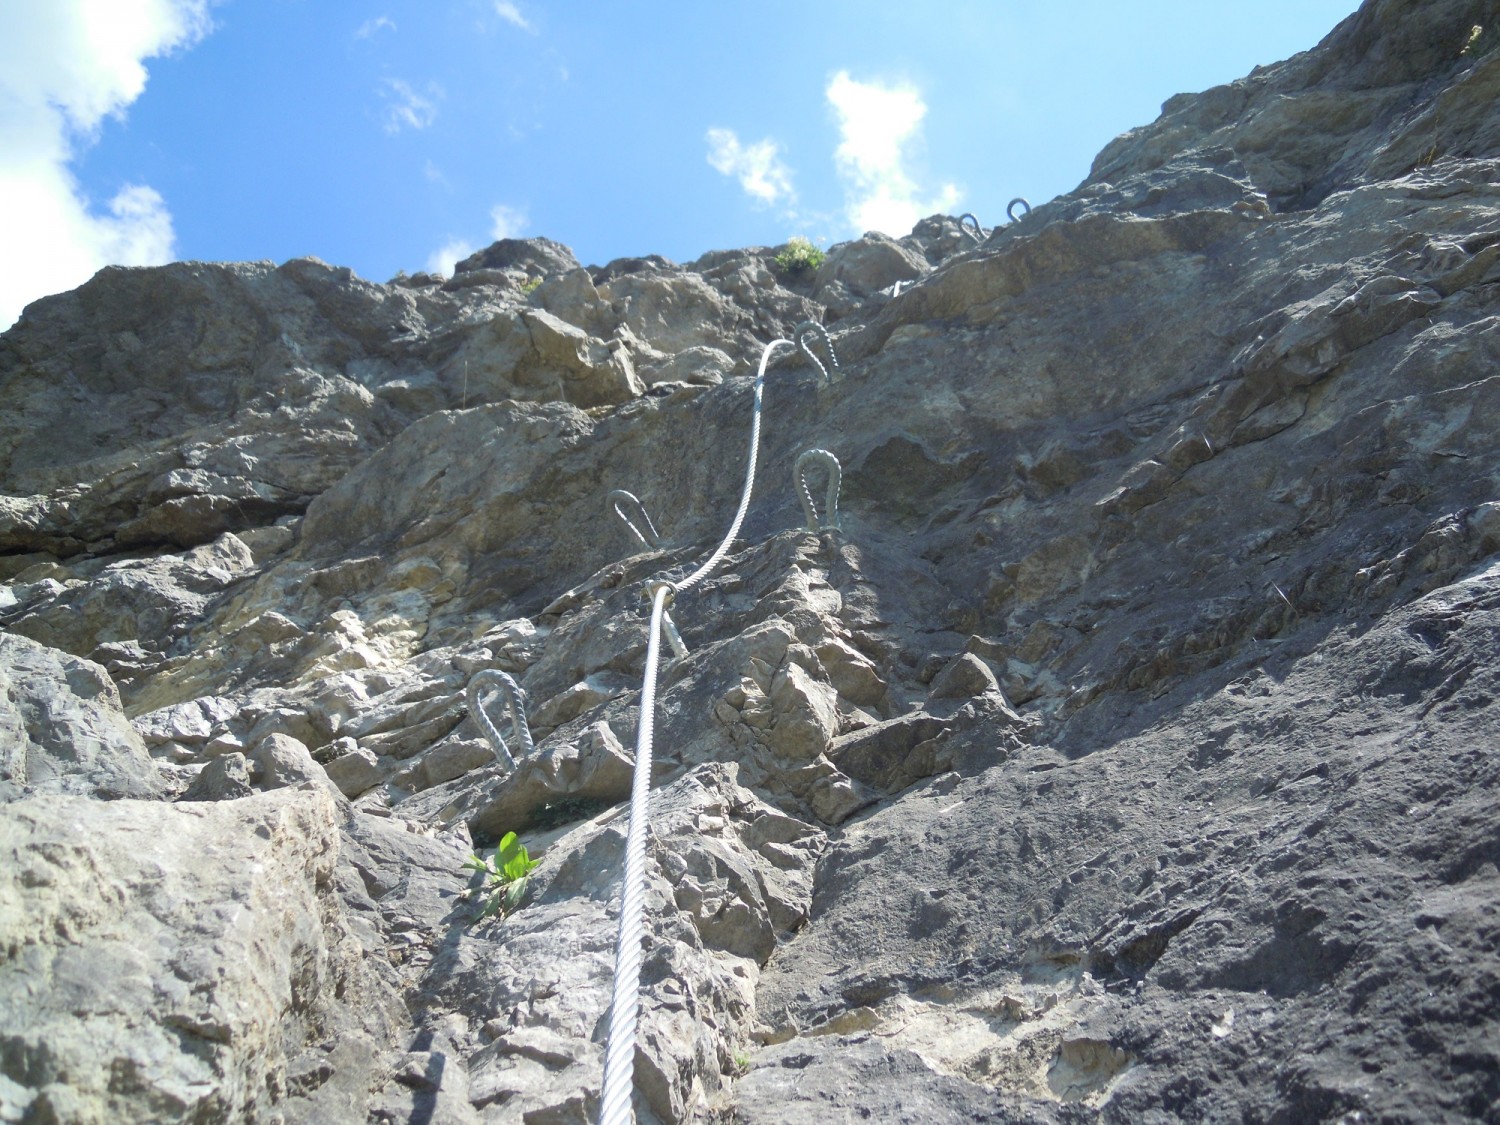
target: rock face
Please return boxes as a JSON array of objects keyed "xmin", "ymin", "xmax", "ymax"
[
  {"xmin": 3, "ymin": 2, "xmax": 1500, "ymax": 1121},
  {"xmin": 0, "ymin": 788, "xmax": 400, "ymax": 1123}
]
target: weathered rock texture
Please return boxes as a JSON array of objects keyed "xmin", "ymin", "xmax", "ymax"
[{"xmin": 3, "ymin": 2, "xmax": 1500, "ymax": 1121}]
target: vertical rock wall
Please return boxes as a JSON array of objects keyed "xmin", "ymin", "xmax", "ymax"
[{"xmin": 3, "ymin": 1, "xmax": 1499, "ymax": 1120}]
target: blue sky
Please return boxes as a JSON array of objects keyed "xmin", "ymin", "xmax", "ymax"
[{"xmin": 1, "ymin": 0, "xmax": 1361, "ymax": 329}]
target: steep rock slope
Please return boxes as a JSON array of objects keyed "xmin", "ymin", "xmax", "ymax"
[{"xmin": 2, "ymin": 1, "xmax": 1499, "ymax": 1121}]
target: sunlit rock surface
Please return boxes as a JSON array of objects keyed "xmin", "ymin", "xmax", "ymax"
[{"xmin": 3, "ymin": 2, "xmax": 1499, "ymax": 1120}]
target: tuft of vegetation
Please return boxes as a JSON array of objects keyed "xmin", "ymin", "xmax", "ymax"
[
  {"xmin": 462, "ymin": 831, "xmax": 540, "ymax": 919},
  {"xmin": 1461, "ymin": 23, "xmax": 1500, "ymax": 60},
  {"xmin": 774, "ymin": 236, "xmax": 826, "ymax": 274},
  {"xmin": 520, "ymin": 276, "xmax": 544, "ymax": 295}
]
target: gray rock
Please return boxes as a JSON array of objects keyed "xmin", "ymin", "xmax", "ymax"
[
  {"xmin": 4, "ymin": 3, "xmax": 1500, "ymax": 1120},
  {"xmin": 600, "ymin": 270, "xmax": 755, "ymax": 355},
  {"xmin": 249, "ymin": 731, "xmax": 330, "ymax": 791},
  {"xmin": 528, "ymin": 266, "xmax": 615, "ymax": 337},
  {"xmin": 814, "ymin": 231, "xmax": 929, "ymax": 299},
  {"xmin": 413, "ymin": 737, "xmax": 493, "ymax": 788},
  {"xmin": 469, "ymin": 719, "xmax": 634, "ymax": 837},
  {"xmin": 637, "ymin": 344, "xmax": 735, "ymax": 387},
  {"xmin": 325, "ymin": 747, "xmax": 385, "ymax": 798},
  {"xmin": 734, "ymin": 1039, "xmax": 1032, "ymax": 1123},
  {"xmin": 1, "ymin": 535, "xmax": 258, "ymax": 704},
  {"xmin": 453, "ymin": 236, "xmax": 581, "ymax": 279},
  {"xmin": 0, "ymin": 259, "xmax": 422, "ymax": 556},
  {"xmin": 0, "ymin": 634, "xmax": 162, "ymax": 803},
  {"xmin": 180, "ymin": 751, "xmax": 254, "ymax": 801},
  {"xmin": 927, "ymin": 651, "xmax": 1000, "ymax": 701},
  {"xmin": 0, "ymin": 789, "xmax": 400, "ymax": 1122}
]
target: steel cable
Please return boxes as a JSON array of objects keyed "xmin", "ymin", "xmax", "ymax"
[
  {"xmin": 609, "ymin": 489, "xmax": 663, "ymax": 550},
  {"xmin": 465, "ymin": 669, "xmax": 533, "ymax": 770},
  {"xmin": 598, "ymin": 580, "xmax": 673, "ymax": 1125},
  {"xmin": 794, "ymin": 448, "xmax": 842, "ymax": 533},
  {"xmin": 598, "ymin": 334, "xmax": 834, "ymax": 1122}
]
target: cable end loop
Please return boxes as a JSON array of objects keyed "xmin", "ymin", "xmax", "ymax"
[{"xmin": 643, "ymin": 578, "xmax": 678, "ymax": 608}]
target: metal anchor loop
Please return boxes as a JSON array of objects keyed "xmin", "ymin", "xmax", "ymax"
[
  {"xmin": 608, "ymin": 489, "xmax": 663, "ymax": 550},
  {"xmin": 795, "ymin": 448, "xmax": 842, "ymax": 534},
  {"xmin": 793, "ymin": 321, "xmax": 840, "ymax": 383},
  {"xmin": 465, "ymin": 668, "xmax": 533, "ymax": 770}
]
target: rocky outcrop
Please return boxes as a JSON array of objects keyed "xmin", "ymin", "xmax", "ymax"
[
  {"xmin": 0, "ymin": 633, "xmax": 162, "ymax": 803},
  {"xmin": 0, "ymin": 787, "xmax": 400, "ymax": 1123},
  {"xmin": 3, "ymin": 1, "xmax": 1499, "ymax": 1120}
]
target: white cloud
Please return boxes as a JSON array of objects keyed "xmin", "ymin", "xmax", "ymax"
[
  {"xmin": 0, "ymin": 0, "xmax": 211, "ymax": 329},
  {"xmin": 825, "ymin": 71, "xmax": 961, "ymax": 238},
  {"xmin": 423, "ymin": 203, "xmax": 525, "ymax": 277},
  {"xmin": 355, "ymin": 16, "xmax": 396, "ymax": 40},
  {"xmin": 493, "ymin": 2, "xmax": 531, "ymax": 31},
  {"xmin": 489, "ymin": 203, "xmax": 527, "ymax": 240},
  {"xmin": 705, "ymin": 127, "xmax": 795, "ymax": 207},
  {"xmin": 380, "ymin": 78, "xmax": 441, "ymax": 134},
  {"xmin": 425, "ymin": 238, "xmax": 475, "ymax": 277}
]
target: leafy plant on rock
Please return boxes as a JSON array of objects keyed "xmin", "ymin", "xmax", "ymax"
[
  {"xmin": 774, "ymin": 236, "xmax": 826, "ymax": 274},
  {"xmin": 462, "ymin": 831, "xmax": 540, "ymax": 919},
  {"xmin": 1462, "ymin": 23, "xmax": 1500, "ymax": 60}
]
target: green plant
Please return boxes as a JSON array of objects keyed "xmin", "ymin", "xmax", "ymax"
[
  {"xmin": 462, "ymin": 831, "xmax": 540, "ymax": 918},
  {"xmin": 732, "ymin": 1051, "xmax": 752, "ymax": 1075},
  {"xmin": 1461, "ymin": 23, "xmax": 1500, "ymax": 60},
  {"xmin": 774, "ymin": 236, "xmax": 826, "ymax": 274},
  {"xmin": 520, "ymin": 276, "xmax": 543, "ymax": 295}
]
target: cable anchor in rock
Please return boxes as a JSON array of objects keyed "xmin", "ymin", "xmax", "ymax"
[
  {"xmin": 640, "ymin": 579, "xmax": 689, "ymax": 662},
  {"xmin": 958, "ymin": 213, "xmax": 986, "ymax": 242},
  {"xmin": 608, "ymin": 489, "xmax": 663, "ymax": 550},
  {"xmin": 465, "ymin": 669, "xmax": 534, "ymax": 770},
  {"xmin": 793, "ymin": 321, "xmax": 840, "ymax": 383},
  {"xmin": 1007, "ymin": 197, "xmax": 1032, "ymax": 223},
  {"xmin": 795, "ymin": 448, "xmax": 842, "ymax": 534}
]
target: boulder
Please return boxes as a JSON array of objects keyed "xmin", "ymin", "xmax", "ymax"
[
  {"xmin": 0, "ymin": 789, "xmax": 399, "ymax": 1122},
  {"xmin": 814, "ymin": 231, "xmax": 929, "ymax": 299},
  {"xmin": 453, "ymin": 236, "xmax": 581, "ymax": 279},
  {"xmin": 0, "ymin": 634, "xmax": 162, "ymax": 803}
]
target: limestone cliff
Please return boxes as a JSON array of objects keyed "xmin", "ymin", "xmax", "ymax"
[{"xmin": 3, "ymin": 1, "xmax": 1499, "ymax": 1121}]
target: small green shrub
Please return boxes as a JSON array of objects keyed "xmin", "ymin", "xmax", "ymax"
[
  {"xmin": 520, "ymin": 276, "xmax": 543, "ymax": 295},
  {"xmin": 462, "ymin": 831, "xmax": 540, "ymax": 918},
  {"xmin": 774, "ymin": 236, "xmax": 826, "ymax": 274},
  {"xmin": 1461, "ymin": 23, "xmax": 1500, "ymax": 59}
]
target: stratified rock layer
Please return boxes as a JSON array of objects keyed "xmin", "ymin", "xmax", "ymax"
[{"xmin": 2, "ymin": 2, "xmax": 1499, "ymax": 1121}]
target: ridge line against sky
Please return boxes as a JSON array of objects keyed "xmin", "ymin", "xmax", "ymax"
[{"xmin": 0, "ymin": 0, "xmax": 1362, "ymax": 330}]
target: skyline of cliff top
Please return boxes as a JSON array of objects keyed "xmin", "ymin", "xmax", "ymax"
[{"xmin": 1, "ymin": 0, "xmax": 1361, "ymax": 331}]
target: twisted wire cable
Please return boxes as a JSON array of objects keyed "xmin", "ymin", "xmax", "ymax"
[
  {"xmin": 599, "ymin": 335, "xmax": 835, "ymax": 1121},
  {"xmin": 598, "ymin": 580, "xmax": 673, "ymax": 1125},
  {"xmin": 793, "ymin": 321, "xmax": 840, "ymax": 383},
  {"xmin": 609, "ymin": 489, "xmax": 663, "ymax": 550},
  {"xmin": 672, "ymin": 336, "xmax": 796, "ymax": 595},
  {"xmin": 1007, "ymin": 197, "xmax": 1032, "ymax": 223},
  {"xmin": 465, "ymin": 669, "xmax": 533, "ymax": 769},
  {"xmin": 794, "ymin": 448, "xmax": 842, "ymax": 533},
  {"xmin": 608, "ymin": 488, "xmax": 691, "ymax": 662},
  {"xmin": 958, "ymin": 212, "xmax": 985, "ymax": 242}
]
